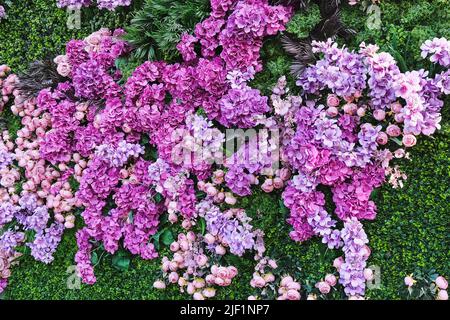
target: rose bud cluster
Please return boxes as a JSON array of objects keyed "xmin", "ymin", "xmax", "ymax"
[
  {"xmin": 277, "ymin": 275, "xmax": 301, "ymax": 300},
  {"xmin": 154, "ymin": 231, "xmax": 238, "ymax": 300}
]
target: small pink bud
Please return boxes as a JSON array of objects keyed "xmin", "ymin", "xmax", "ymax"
[
  {"xmin": 326, "ymin": 106, "xmax": 339, "ymax": 117},
  {"xmin": 373, "ymin": 109, "xmax": 386, "ymax": 121},
  {"xmin": 168, "ymin": 272, "xmax": 179, "ymax": 283},
  {"xmin": 402, "ymin": 134, "xmax": 417, "ymax": 147},
  {"xmin": 325, "ymin": 274, "xmax": 337, "ymax": 286},
  {"xmin": 364, "ymin": 268, "xmax": 374, "ymax": 281},
  {"xmin": 261, "ymin": 179, "xmax": 274, "ymax": 193},
  {"xmin": 153, "ymin": 280, "xmax": 166, "ymax": 289},
  {"xmin": 326, "ymin": 94, "xmax": 340, "ymax": 107},
  {"xmin": 202, "ymin": 288, "xmax": 216, "ymax": 298},
  {"xmin": 193, "ymin": 292, "xmax": 204, "ymax": 300},
  {"xmin": 404, "ymin": 276, "xmax": 415, "ymax": 287},
  {"xmin": 333, "ymin": 257, "xmax": 344, "ymax": 270},
  {"xmin": 215, "ymin": 245, "xmax": 226, "ymax": 255},
  {"xmin": 376, "ymin": 132, "xmax": 388, "ymax": 145},
  {"xmin": 316, "ymin": 281, "xmax": 331, "ymax": 294},
  {"xmin": 437, "ymin": 290, "xmax": 448, "ymax": 300},
  {"xmin": 436, "ymin": 276, "xmax": 448, "ymax": 290}
]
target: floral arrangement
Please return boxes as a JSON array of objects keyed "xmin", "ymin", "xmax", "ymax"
[
  {"xmin": 56, "ymin": 0, "xmax": 132, "ymax": 10},
  {"xmin": 0, "ymin": 0, "xmax": 448, "ymax": 300}
]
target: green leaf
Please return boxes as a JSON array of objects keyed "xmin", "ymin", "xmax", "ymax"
[
  {"xmin": 161, "ymin": 229, "xmax": 174, "ymax": 246},
  {"xmin": 91, "ymin": 251, "xmax": 99, "ymax": 265},
  {"xmin": 112, "ymin": 255, "xmax": 130, "ymax": 272},
  {"xmin": 199, "ymin": 218, "xmax": 206, "ymax": 235},
  {"xmin": 154, "ymin": 193, "xmax": 163, "ymax": 203}
]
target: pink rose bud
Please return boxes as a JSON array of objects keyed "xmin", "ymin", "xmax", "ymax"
[
  {"xmin": 272, "ymin": 177, "xmax": 284, "ymax": 189},
  {"xmin": 186, "ymin": 283, "xmax": 196, "ymax": 295},
  {"xmin": 404, "ymin": 276, "xmax": 415, "ymax": 287},
  {"xmin": 169, "ymin": 241, "xmax": 180, "ymax": 252},
  {"xmin": 402, "ymin": 134, "xmax": 417, "ymax": 147},
  {"xmin": 391, "ymin": 101, "xmax": 403, "ymax": 113},
  {"xmin": 168, "ymin": 212, "xmax": 178, "ymax": 224},
  {"xmin": 316, "ymin": 281, "xmax": 331, "ymax": 294},
  {"xmin": 181, "ymin": 219, "xmax": 192, "ymax": 230},
  {"xmin": 186, "ymin": 231, "xmax": 196, "ymax": 242},
  {"xmin": 386, "ymin": 124, "xmax": 401, "ymax": 137},
  {"xmin": 64, "ymin": 221, "xmax": 74, "ymax": 229},
  {"xmin": 261, "ymin": 179, "xmax": 274, "ymax": 193},
  {"xmin": 343, "ymin": 103, "xmax": 357, "ymax": 115},
  {"xmin": 202, "ymin": 288, "xmax": 216, "ymax": 298},
  {"xmin": 325, "ymin": 274, "xmax": 337, "ymax": 286},
  {"xmin": 206, "ymin": 186, "xmax": 218, "ymax": 197},
  {"xmin": 193, "ymin": 278, "xmax": 205, "ymax": 289},
  {"xmin": 376, "ymin": 132, "xmax": 388, "ymax": 145},
  {"xmin": 287, "ymin": 281, "xmax": 301, "ymax": 291},
  {"xmin": 179, "ymin": 240, "xmax": 189, "ymax": 251},
  {"xmin": 264, "ymin": 273, "xmax": 275, "ymax": 283},
  {"xmin": 394, "ymin": 148, "xmax": 406, "ymax": 158},
  {"xmin": 364, "ymin": 268, "xmax": 374, "ymax": 281},
  {"xmin": 227, "ymin": 266, "xmax": 238, "ymax": 278},
  {"xmin": 436, "ymin": 276, "xmax": 448, "ymax": 290},
  {"xmin": 254, "ymin": 276, "xmax": 266, "ymax": 288},
  {"xmin": 168, "ymin": 272, "xmax": 179, "ymax": 283},
  {"xmin": 437, "ymin": 290, "xmax": 448, "ymax": 300},
  {"xmin": 357, "ymin": 107, "xmax": 366, "ymax": 117},
  {"xmin": 286, "ymin": 289, "xmax": 301, "ymax": 300},
  {"xmin": 248, "ymin": 295, "xmax": 257, "ymax": 300},
  {"xmin": 326, "ymin": 94, "xmax": 340, "ymax": 107},
  {"xmin": 333, "ymin": 257, "xmax": 344, "ymax": 270},
  {"xmin": 373, "ymin": 109, "xmax": 386, "ymax": 121},
  {"xmin": 193, "ymin": 292, "xmax": 205, "ymax": 300},
  {"xmin": 215, "ymin": 245, "xmax": 226, "ymax": 255},
  {"xmin": 204, "ymin": 233, "xmax": 216, "ymax": 245},
  {"xmin": 326, "ymin": 107, "xmax": 339, "ymax": 117},
  {"xmin": 153, "ymin": 280, "xmax": 166, "ymax": 289},
  {"xmin": 205, "ymin": 274, "xmax": 216, "ymax": 284},
  {"xmin": 394, "ymin": 113, "xmax": 404, "ymax": 123},
  {"xmin": 224, "ymin": 195, "xmax": 236, "ymax": 205},
  {"xmin": 280, "ymin": 276, "xmax": 294, "ymax": 287},
  {"xmin": 195, "ymin": 254, "xmax": 208, "ymax": 267},
  {"xmin": 268, "ymin": 259, "xmax": 278, "ymax": 269},
  {"xmin": 279, "ymin": 168, "xmax": 291, "ymax": 181}
]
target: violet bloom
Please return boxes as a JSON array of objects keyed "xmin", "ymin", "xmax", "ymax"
[{"xmin": 28, "ymin": 223, "xmax": 64, "ymax": 264}]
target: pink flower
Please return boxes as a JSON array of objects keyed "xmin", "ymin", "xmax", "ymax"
[
  {"xmin": 326, "ymin": 107, "xmax": 339, "ymax": 117},
  {"xmin": 436, "ymin": 276, "xmax": 448, "ymax": 290},
  {"xmin": 376, "ymin": 132, "xmax": 388, "ymax": 145},
  {"xmin": 333, "ymin": 256, "xmax": 344, "ymax": 270},
  {"xmin": 153, "ymin": 280, "xmax": 166, "ymax": 289},
  {"xmin": 286, "ymin": 289, "xmax": 301, "ymax": 300},
  {"xmin": 373, "ymin": 109, "xmax": 386, "ymax": 121},
  {"xmin": 402, "ymin": 134, "xmax": 417, "ymax": 147},
  {"xmin": 386, "ymin": 124, "xmax": 401, "ymax": 137},
  {"xmin": 326, "ymin": 94, "xmax": 340, "ymax": 107},
  {"xmin": 364, "ymin": 268, "xmax": 374, "ymax": 281},
  {"xmin": 325, "ymin": 274, "xmax": 337, "ymax": 286},
  {"xmin": 404, "ymin": 275, "xmax": 415, "ymax": 287},
  {"xmin": 261, "ymin": 179, "xmax": 274, "ymax": 193},
  {"xmin": 316, "ymin": 281, "xmax": 331, "ymax": 294},
  {"xmin": 437, "ymin": 290, "xmax": 448, "ymax": 300}
]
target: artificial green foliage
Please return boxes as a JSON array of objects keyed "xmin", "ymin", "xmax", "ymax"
[
  {"xmin": 124, "ymin": 0, "xmax": 210, "ymax": 62},
  {"xmin": 0, "ymin": 0, "xmax": 449, "ymax": 300}
]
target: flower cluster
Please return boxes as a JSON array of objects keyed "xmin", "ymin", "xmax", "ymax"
[
  {"xmin": 153, "ymin": 231, "xmax": 238, "ymax": 300},
  {"xmin": 56, "ymin": 0, "xmax": 131, "ymax": 10},
  {"xmin": 0, "ymin": 194, "xmax": 64, "ymax": 292},
  {"xmin": 196, "ymin": 200, "xmax": 256, "ymax": 256}
]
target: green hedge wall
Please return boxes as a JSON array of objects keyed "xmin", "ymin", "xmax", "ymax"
[{"xmin": 0, "ymin": 0, "xmax": 449, "ymax": 300}]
